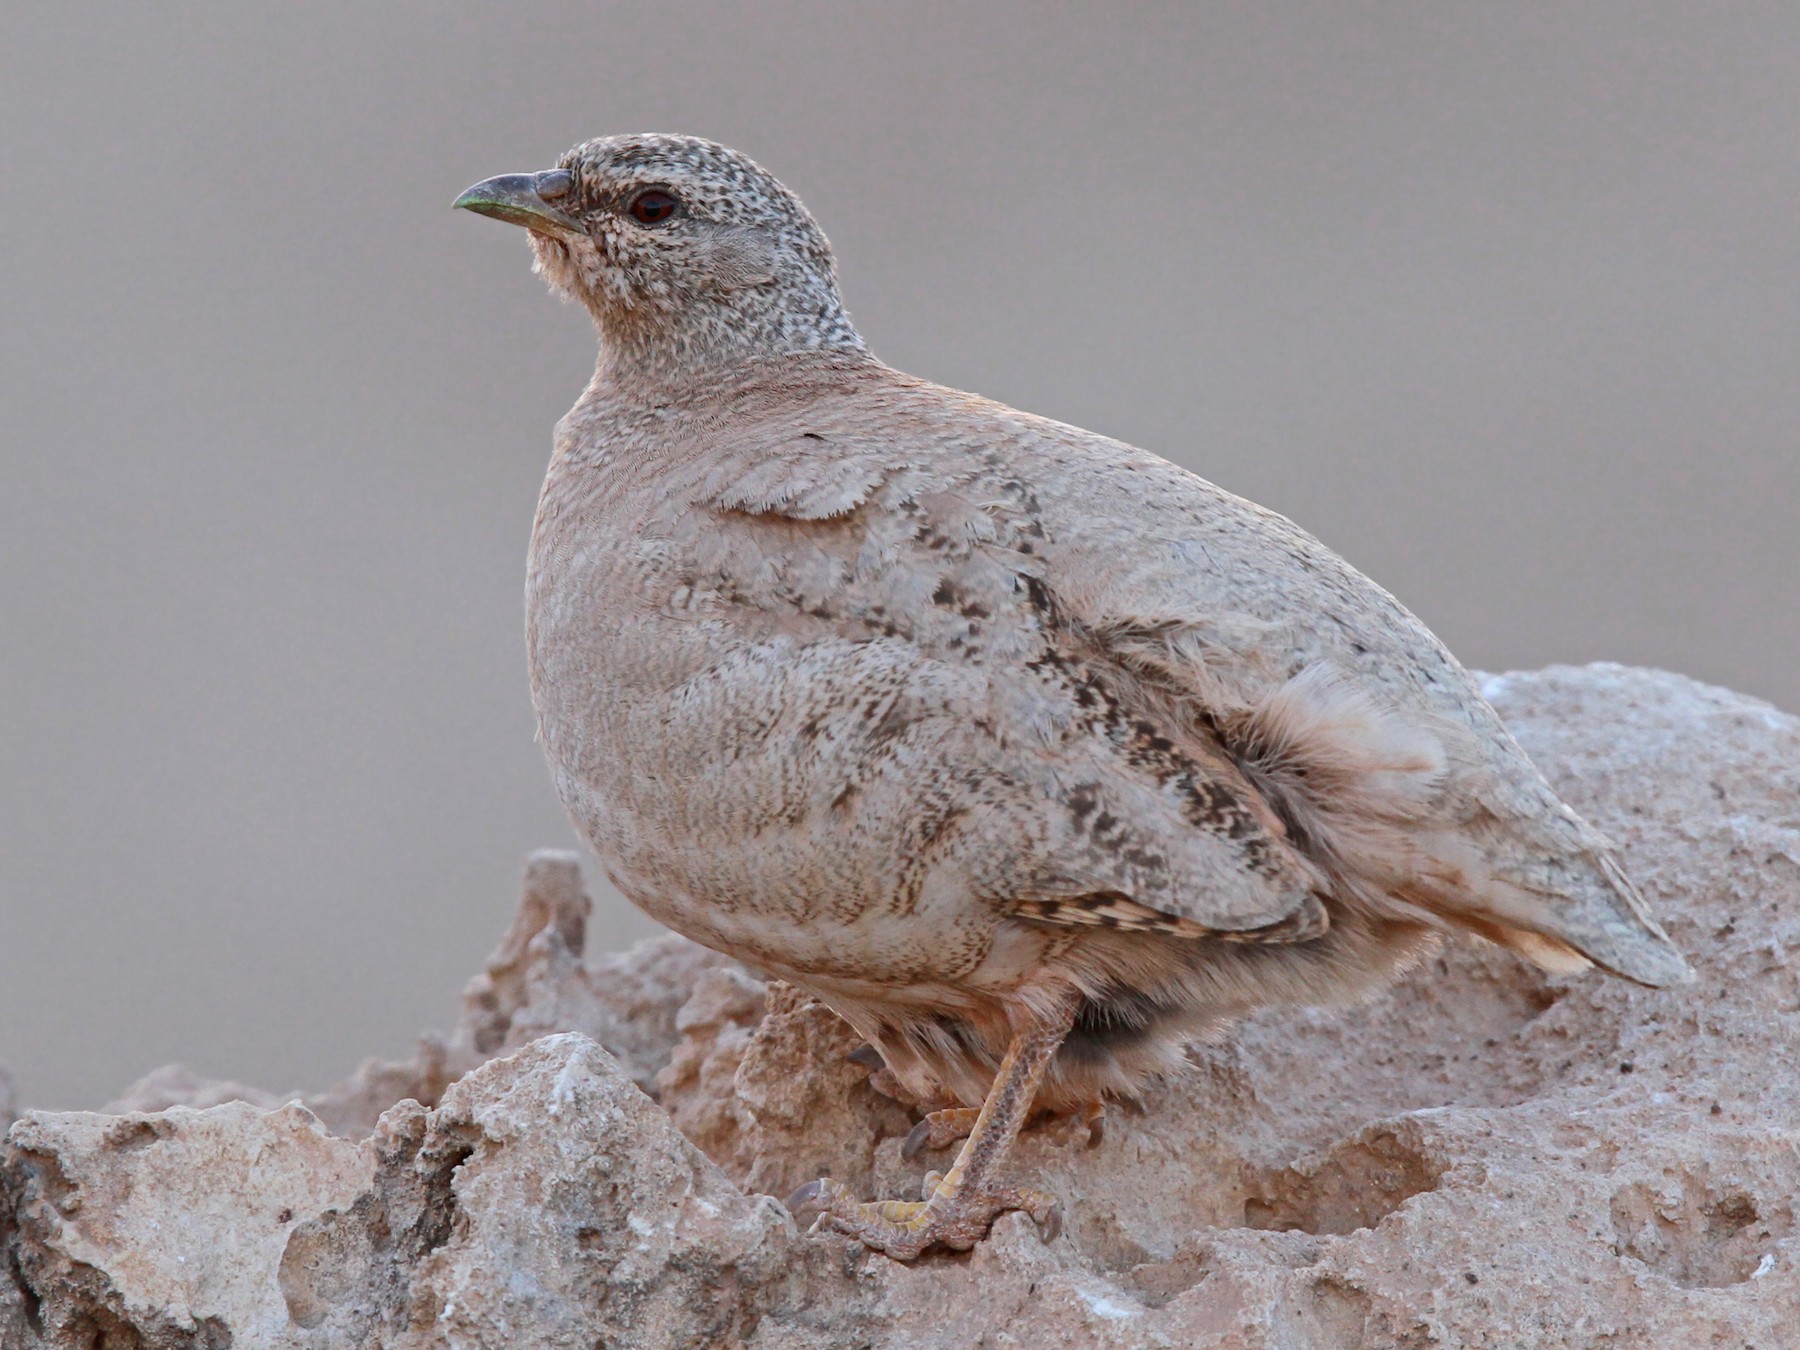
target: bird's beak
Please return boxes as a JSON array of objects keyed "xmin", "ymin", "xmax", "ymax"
[{"xmin": 453, "ymin": 171, "xmax": 581, "ymax": 235}]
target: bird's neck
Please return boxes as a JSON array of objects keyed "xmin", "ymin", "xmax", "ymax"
[
  {"xmin": 589, "ymin": 283, "xmax": 869, "ymax": 394},
  {"xmin": 565, "ymin": 343, "xmax": 890, "ymax": 465}
]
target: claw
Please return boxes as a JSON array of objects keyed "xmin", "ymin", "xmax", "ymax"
[
  {"xmin": 901, "ymin": 1117, "xmax": 933, "ymax": 1161},
  {"xmin": 792, "ymin": 1174, "xmax": 1061, "ymax": 1260},
  {"xmin": 847, "ymin": 1043, "xmax": 885, "ymax": 1072},
  {"xmin": 786, "ymin": 1178, "xmax": 829, "ymax": 1213},
  {"xmin": 1082, "ymin": 1100, "xmax": 1106, "ymax": 1150},
  {"xmin": 902, "ymin": 1106, "xmax": 982, "ymax": 1160},
  {"xmin": 794, "ymin": 993, "xmax": 1079, "ymax": 1260}
]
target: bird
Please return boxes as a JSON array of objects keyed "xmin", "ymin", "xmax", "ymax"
[{"xmin": 454, "ymin": 133, "xmax": 1689, "ymax": 1261}]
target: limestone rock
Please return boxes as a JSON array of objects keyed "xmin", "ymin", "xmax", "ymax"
[
  {"xmin": 666, "ymin": 978, "xmax": 919, "ymax": 1204},
  {"xmin": 306, "ymin": 850, "xmax": 731, "ymax": 1135},
  {"xmin": 3, "ymin": 665, "xmax": 1797, "ymax": 1347},
  {"xmin": 654, "ymin": 965, "xmax": 768, "ymax": 1172},
  {"xmin": 102, "ymin": 1063, "xmax": 297, "ymax": 1116},
  {"xmin": 294, "ymin": 851, "xmax": 732, "ymax": 1137},
  {"xmin": 281, "ymin": 1034, "xmax": 797, "ymax": 1349},
  {"xmin": 5, "ymin": 1100, "xmax": 371, "ymax": 1347},
  {"xmin": 4, "ymin": 1036, "xmax": 797, "ymax": 1349}
]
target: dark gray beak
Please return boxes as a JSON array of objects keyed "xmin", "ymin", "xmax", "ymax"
[{"xmin": 453, "ymin": 170, "xmax": 580, "ymax": 235}]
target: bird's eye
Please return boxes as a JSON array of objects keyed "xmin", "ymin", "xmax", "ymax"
[{"xmin": 627, "ymin": 189, "xmax": 680, "ymax": 225}]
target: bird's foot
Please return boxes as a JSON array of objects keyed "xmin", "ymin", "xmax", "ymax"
[
  {"xmin": 900, "ymin": 1098, "xmax": 1107, "ymax": 1159},
  {"xmin": 788, "ymin": 1175, "xmax": 1062, "ymax": 1261}
]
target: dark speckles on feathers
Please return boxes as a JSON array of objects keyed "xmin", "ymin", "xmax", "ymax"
[
  {"xmin": 1014, "ymin": 894, "xmax": 1214, "ymax": 939},
  {"xmin": 1066, "ymin": 783, "xmax": 1101, "ymax": 825},
  {"xmin": 931, "ymin": 578, "xmax": 992, "ymax": 622}
]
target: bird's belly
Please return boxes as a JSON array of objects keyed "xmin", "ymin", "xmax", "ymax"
[{"xmin": 548, "ymin": 748, "xmax": 1011, "ymax": 984}]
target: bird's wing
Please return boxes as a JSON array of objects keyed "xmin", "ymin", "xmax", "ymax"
[
  {"xmin": 682, "ymin": 370, "xmax": 1687, "ymax": 984},
  {"xmin": 979, "ymin": 415, "xmax": 1690, "ymax": 986},
  {"xmin": 680, "ymin": 410, "xmax": 1329, "ymax": 941}
]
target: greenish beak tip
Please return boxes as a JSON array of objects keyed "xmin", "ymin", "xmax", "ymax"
[{"xmin": 454, "ymin": 171, "xmax": 579, "ymax": 235}]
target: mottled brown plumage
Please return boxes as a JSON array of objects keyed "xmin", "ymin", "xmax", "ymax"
[{"xmin": 456, "ymin": 134, "xmax": 1688, "ymax": 1259}]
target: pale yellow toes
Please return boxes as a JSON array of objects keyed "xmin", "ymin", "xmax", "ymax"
[{"xmin": 787, "ymin": 1174, "xmax": 1062, "ymax": 1260}]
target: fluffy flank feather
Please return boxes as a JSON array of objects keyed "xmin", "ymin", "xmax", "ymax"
[{"xmin": 1228, "ymin": 665, "xmax": 1448, "ymax": 891}]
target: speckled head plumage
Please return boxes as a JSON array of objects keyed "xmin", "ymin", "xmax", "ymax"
[{"xmin": 458, "ymin": 133, "xmax": 865, "ymax": 380}]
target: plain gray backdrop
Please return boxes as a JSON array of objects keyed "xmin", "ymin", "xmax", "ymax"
[{"xmin": 3, "ymin": 3, "xmax": 1796, "ymax": 1110}]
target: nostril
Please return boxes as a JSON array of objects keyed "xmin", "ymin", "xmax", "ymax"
[{"xmin": 536, "ymin": 170, "xmax": 574, "ymax": 200}]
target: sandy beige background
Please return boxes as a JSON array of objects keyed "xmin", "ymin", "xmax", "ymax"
[{"xmin": 3, "ymin": 3, "xmax": 1796, "ymax": 1110}]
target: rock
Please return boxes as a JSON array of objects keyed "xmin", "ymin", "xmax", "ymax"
[
  {"xmin": 279, "ymin": 1034, "xmax": 798, "ymax": 1349},
  {"xmin": 4, "ymin": 1036, "xmax": 796, "ymax": 1349},
  {"xmin": 657, "ymin": 977, "xmax": 920, "ymax": 1204},
  {"xmin": 61, "ymin": 852, "xmax": 735, "ymax": 1139},
  {"xmin": 655, "ymin": 965, "xmax": 768, "ymax": 1170},
  {"xmin": 297, "ymin": 850, "xmax": 734, "ymax": 1136},
  {"xmin": 4, "ymin": 664, "xmax": 1797, "ymax": 1347},
  {"xmin": 102, "ymin": 1063, "xmax": 297, "ymax": 1116},
  {"xmin": 5, "ymin": 1100, "xmax": 371, "ymax": 1347}
]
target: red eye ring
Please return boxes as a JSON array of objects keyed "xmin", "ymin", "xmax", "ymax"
[{"xmin": 627, "ymin": 189, "xmax": 680, "ymax": 225}]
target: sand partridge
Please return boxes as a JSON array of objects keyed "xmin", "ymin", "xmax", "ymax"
[{"xmin": 455, "ymin": 134, "xmax": 1688, "ymax": 1261}]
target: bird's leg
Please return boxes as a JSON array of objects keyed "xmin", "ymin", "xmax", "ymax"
[{"xmin": 791, "ymin": 992, "xmax": 1078, "ymax": 1260}]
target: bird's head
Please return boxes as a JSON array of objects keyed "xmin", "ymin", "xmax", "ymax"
[{"xmin": 456, "ymin": 133, "xmax": 865, "ymax": 382}]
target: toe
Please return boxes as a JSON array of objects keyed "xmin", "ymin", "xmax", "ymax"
[
  {"xmin": 902, "ymin": 1106, "xmax": 981, "ymax": 1160},
  {"xmin": 790, "ymin": 1176, "xmax": 1062, "ymax": 1260},
  {"xmin": 786, "ymin": 1176, "xmax": 851, "ymax": 1217}
]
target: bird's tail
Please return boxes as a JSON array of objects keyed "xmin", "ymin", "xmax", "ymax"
[
  {"xmin": 1405, "ymin": 831, "xmax": 1692, "ymax": 987},
  {"xmin": 1227, "ymin": 661, "xmax": 1691, "ymax": 988}
]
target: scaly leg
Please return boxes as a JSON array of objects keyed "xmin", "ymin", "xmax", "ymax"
[{"xmin": 790, "ymin": 991, "xmax": 1078, "ymax": 1260}]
